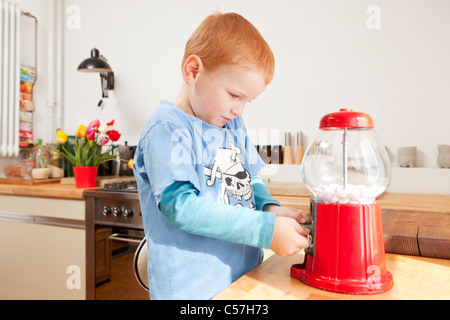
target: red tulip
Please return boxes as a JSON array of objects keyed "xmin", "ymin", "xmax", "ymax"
[
  {"xmin": 89, "ymin": 119, "xmax": 100, "ymax": 131},
  {"xmin": 100, "ymin": 136, "xmax": 110, "ymax": 146},
  {"xmin": 107, "ymin": 130, "xmax": 121, "ymax": 142},
  {"xmin": 88, "ymin": 130, "xmax": 96, "ymax": 141}
]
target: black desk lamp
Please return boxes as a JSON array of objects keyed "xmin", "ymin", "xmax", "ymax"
[{"xmin": 78, "ymin": 48, "xmax": 114, "ymax": 100}]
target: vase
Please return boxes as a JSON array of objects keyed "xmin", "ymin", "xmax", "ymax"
[
  {"xmin": 73, "ymin": 166, "xmax": 98, "ymax": 188},
  {"xmin": 398, "ymin": 146, "xmax": 417, "ymax": 168},
  {"xmin": 438, "ymin": 145, "xmax": 450, "ymax": 168}
]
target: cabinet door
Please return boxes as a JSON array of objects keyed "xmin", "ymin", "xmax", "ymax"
[
  {"xmin": 0, "ymin": 220, "xmax": 86, "ymax": 299},
  {"xmin": 95, "ymin": 227, "xmax": 111, "ymax": 285}
]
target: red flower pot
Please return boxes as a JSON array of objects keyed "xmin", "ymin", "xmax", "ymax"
[{"xmin": 73, "ymin": 166, "xmax": 98, "ymax": 188}]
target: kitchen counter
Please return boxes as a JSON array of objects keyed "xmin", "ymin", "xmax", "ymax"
[
  {"xmin": 2, "ymin": 179, "xmax": 449, "ymax": 207},
  {"xmin": 0, "ymin": 181, "xmax": 88, "ymax": 199},
  {"xmin": 213, "ymin": 252, "xmax": 450, "ymax": 300},
  {"xmin": 1, "ymin": 179, "xmax": 448, "ymax": 299},
  {"xmin": 0, "ymin": 176, "xmax": 136, "ymax": 200},
  {"xmin": 266, "ymin": 181, "xmax": 450, "ymax": 213},
  {"xmin": 265, "ymin": 181, "xmax": 312, "ymax": 197},
  {"xmin": 214, "ymin": 182, "xmax": 450, "ymax": 300},
  {"xmin": 0, "ymin": 180, "xmax": 307, "ymax": 201}
]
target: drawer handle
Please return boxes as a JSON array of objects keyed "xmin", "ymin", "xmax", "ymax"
[{"xmin": 108, "ymin": 233, "xmax": 143, "ymax": 244}]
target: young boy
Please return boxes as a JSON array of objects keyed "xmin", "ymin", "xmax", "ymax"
[{"xmin": 134, "ymin": 12, "xmax": 310, "ymax": 300}]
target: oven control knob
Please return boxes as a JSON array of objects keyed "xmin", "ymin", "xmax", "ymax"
[
  {"xmin": 124, "ymin": 209, "xmax": 133, "ymax": 217},
  {"xmin": 103, "ymin": 206, "xmax": 112, "ymax": 216},
  {"xmin": 113, "ymin": 207, "xmax": 122, "ymax": 216}
]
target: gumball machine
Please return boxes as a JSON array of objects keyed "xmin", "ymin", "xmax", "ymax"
[{"xmin": 291, "ymin": 108, "xmax": 394, "ymax": 294}]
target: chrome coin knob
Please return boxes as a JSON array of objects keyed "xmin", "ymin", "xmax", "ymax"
[
  {"xmin": 124, "ymin": 209, "xmax": 133, "ymax": 217},
  {"xmin": 113, "ymin": 207, "xmax": 122, "ymax": 216},
  {"xmin": 103, "ymin": 206, "xmax": 112, "ymax": 216}
]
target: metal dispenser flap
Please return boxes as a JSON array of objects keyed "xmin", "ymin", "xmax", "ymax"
[{"xmin": 303, "ymin": 198, "xmax": 317, "ymax": 257}]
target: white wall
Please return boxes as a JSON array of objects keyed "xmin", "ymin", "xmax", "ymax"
[
  {"xmin": 62, "ymin": 0, "xmax": 217, "ymax": 145},
  {"xmin": 39, "ymin": 1, "xmax": 450, "ymax": 170}
]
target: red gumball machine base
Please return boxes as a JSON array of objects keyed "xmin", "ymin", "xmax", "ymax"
[{"xmin": 291, "ymin": 200, "xmax": 393, "ymax": 295}]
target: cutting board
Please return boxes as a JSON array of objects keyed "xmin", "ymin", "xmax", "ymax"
[
  {"xmin": 382, "ymin": 209, "xmax": 450, "ymax": 259},
  {"xmin": 60, "ymin": 175, "xmax": 135, "ymax": 187},
  {"xmin": 0, "ymin": 177, "xmax": 61, "ymax": 185}
]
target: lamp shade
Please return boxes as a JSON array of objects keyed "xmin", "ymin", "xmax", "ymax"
[{"xmin": 78, "ymin": 48, "xmax": 112, "ymax": 73}]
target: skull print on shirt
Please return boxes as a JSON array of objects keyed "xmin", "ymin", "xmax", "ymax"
[{"xmin": 203, "ymin": 143, "xmax": 256, "ymax": 209}]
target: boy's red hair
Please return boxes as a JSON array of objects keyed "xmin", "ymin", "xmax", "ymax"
[{"xmin": 182, "ymin": 12, "xmax": 275, "ymax": 85}]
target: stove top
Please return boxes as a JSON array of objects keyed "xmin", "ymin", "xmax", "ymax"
[
  {"xmin": 84, "ymin": 179, "xmax": 142, "ymax": 229},
  {"xmin": 83, "ymin": 180, "xmax": 139, "ymax": 200},
  {"xmin": 102, "ymin": 180, "xmax": 138, "ymax": 193}
]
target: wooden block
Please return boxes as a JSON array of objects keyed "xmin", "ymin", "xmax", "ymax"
[
  {"xmin": 382, "ymin": 209, "xmax": 450, "ymax": 259},
  {"xmin": 382, "ymin": 209, "xmax": 420, "ymax": 256},
  {"xmin": 418, "ymin": 225, "xmax": 450, "ymax": 259},
  {"xmin": 383, "ymin": 223, "xmax": 420, "ymax": 256}
]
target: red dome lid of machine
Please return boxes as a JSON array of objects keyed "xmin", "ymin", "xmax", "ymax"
[{"xmin": 319, "ymin": 108, "xmax": 374, "ymax": 129}]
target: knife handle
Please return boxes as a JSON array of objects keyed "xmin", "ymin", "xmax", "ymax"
[{"xmin": 295, "ymin": 145, "xmax": 304, "ymax": 165}]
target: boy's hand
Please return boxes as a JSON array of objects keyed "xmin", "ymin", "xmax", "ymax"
[
  {"xmin": 265, "ymin": 205, "xmax": 310, "ymax": 257},
  {"xmin": 271, "ymin": 216, "xmax": 310, "ymax": 256}
]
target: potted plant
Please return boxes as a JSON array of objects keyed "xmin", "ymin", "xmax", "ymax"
[{"xmin": 57, "ymin": 119, "xmax": 121, "ymax": 188}]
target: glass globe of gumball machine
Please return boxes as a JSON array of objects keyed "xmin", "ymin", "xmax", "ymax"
[{"xmin": 291, "ymin": 108, "xmax": 394, "ymax": 294}]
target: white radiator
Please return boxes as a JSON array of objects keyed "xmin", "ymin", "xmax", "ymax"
[{"xmin": 0, "ymin": 0, "xmax": 21, "ymax": 157}]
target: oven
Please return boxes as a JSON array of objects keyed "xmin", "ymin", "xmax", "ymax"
[{"xmin": 84, "ymin": 180, "xmax": 148, "ymax": 300}]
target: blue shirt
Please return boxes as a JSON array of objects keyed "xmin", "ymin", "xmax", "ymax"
[{"xmin": 134, "ymin": 100, "xmax": 277, "ymax": 299}]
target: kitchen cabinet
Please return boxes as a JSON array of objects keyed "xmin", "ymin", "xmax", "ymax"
[
  {"xmin": 95, "ymin": 227, "xmax": 112, "ymax": 285},
  {"xmin": 0, "ymin": 194, "xmax": 86, "ymax": 299}
]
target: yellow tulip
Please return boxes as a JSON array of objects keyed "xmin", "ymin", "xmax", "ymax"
[
  {"xmin": 57, "ymin": 130, "xmax": 68, "ymax": 144},
  {"xmin": 75, "ymin": 124, "xmax": 87, "ymax": 138},
  {"xmin": 128, "ymin": 158, "xmax": 134, "ymax": 170}
]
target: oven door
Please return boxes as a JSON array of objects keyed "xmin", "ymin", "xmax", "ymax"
[{"xmin": 94, "ymin": 226, "xmax": 148, "ymax": 300}]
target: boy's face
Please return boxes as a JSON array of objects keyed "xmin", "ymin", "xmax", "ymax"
[{"xmin": 189, "ymin": 63, "xmax": 267, "ymax": 128}]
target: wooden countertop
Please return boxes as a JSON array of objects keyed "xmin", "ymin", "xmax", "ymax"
[
  {"xmin": 378, "ymin": 192, "xmax": 450, "ymax": 212},
  {"xmin": 1, "ymin": 179, "xmax": 449, "ymax": 207},
  {"xmin": 0, "ymin": 182, "xmax": 89, "ymax": 200},
  {"xmin": 0, "ymin": 176, "xmax": 137, "ymax": 200},
  {"xmin": 214, "ymin": 252, "xmax": 450, "ymax": 300},
  {"xmin": 215, "ymin": 182, "xmax": 450, "ymax": 300},
  {"xmin": 266, "ymin": 181, "xmax": 312, "ymax": 197},
  {"xmin": 266, "ymin": 181, "xmax": 450, "ymax": 213}
]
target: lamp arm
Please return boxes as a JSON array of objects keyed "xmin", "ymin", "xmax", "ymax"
[
  {"xmin": 100, "ymin": 73, "xmax": 108, "ymax": 98},
  {"xmin": 99, "ymin": 72, "xmax": 114, "ymax": 98}
]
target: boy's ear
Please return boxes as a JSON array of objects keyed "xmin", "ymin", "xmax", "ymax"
[{"xmin": 182, "ymin": 55, "xmax": 203, "ymax": 85}]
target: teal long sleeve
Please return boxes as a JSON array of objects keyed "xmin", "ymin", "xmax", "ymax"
[
  {"xmin": 159, "ymin": 180, "xmax": 276, "ymax": 249},
  {"xmin": 252, "ymin": 175, "xmax": 282, "ymax": 211}
]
